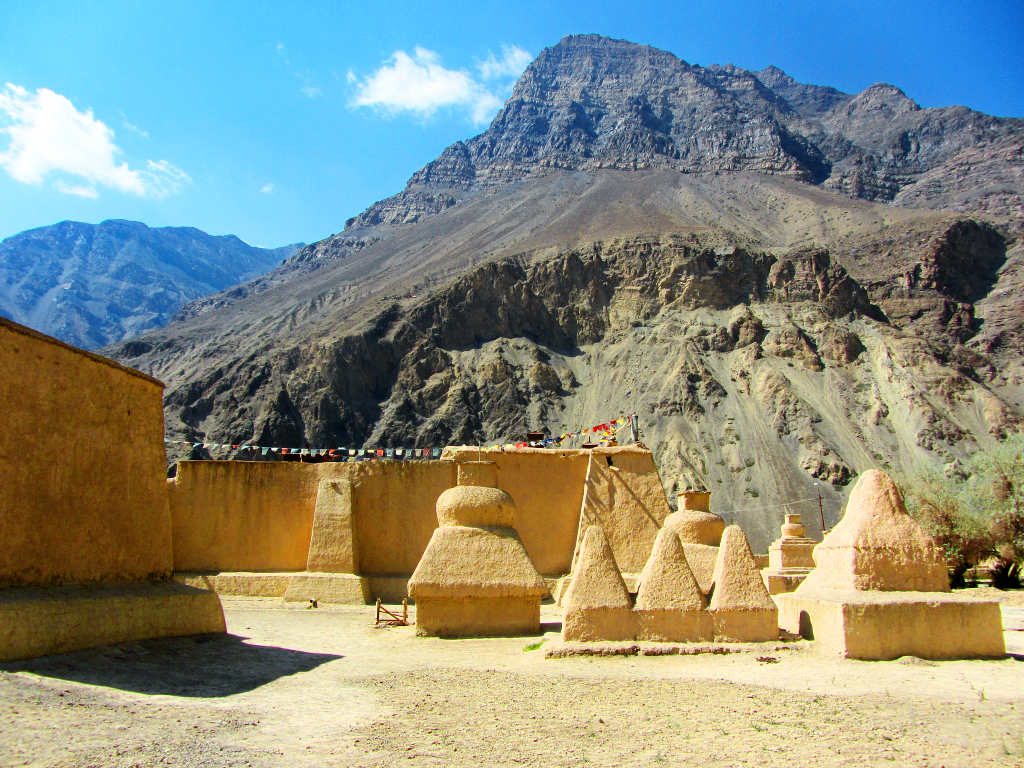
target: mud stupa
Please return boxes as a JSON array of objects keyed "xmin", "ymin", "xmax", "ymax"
[
  {"xmin": 634, "ymin": 527, "xmax": 710, "ymax": 641},
  {"xmin": 665, "ymin": 490, "xmax": 724, "ymax": 595},
  {"xmin": 762, "ymin": 513, "xmax": 817, "ymax": 595},
  {"xmin": 777, "ymin": 470, "xmax": 1005, "ymax": 659},
  {"xmin": 708, "ymin": 525, "xmax": 779, "ymax": 641},
  {"xmin": 562, "ymin": 517, "xmax": 778, "ymax": 644},
  {"xmin": 562, "ymin": 525, "xmax": 635, "ymax": 641},
  {"xmin": 408, "ymin": 461, "xmax": 547, "ymax": 636}
]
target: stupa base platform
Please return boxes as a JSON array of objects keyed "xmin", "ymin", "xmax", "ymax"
[
  {"xmin": 635, "ymin": 609, "xmax": 713, "ymax": 642},
  {"xmin": 0, "ymin": 581, "xmax": 225, "ymax": 662},
  {"xmin": 563, "ymin": 606, "xmax": 637, "ymax": 642},
  {"xmin": 364, "ymin": 575, "xmax": 411, "ymax": 603},
  {"xmin": 762, "ymin": 569, "xmax": 812, "ymax": 595},
  {"xmin": 777, "ymin": 589, "xmax": 1005, "ymax": 660},
  {"xmin": 415, "ymin": 596, "xmax": 540, "ymax": 637},
  {"xmin": 283, "ymin": 572, "xmax": 371, "ymax": 604},
  {"xmin": 710, "ymin": 608, "xmax": 780, "ymax": 642},
  {"xmin": 174, "ymin": 570, "xmax": 294, "ymax": 597},
  {"xmin": 176, "ymin": 571, "xmax": 412, "ymax": 604}
]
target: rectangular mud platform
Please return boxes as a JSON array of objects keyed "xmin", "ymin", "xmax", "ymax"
[
  {"xmin": 414, "ymin": 596, "xmax": 540, "ymax": 637},
  {"xmin": 776, "ymin": 590, "xmax": 1005, "ymax": 660},
  {"xmin": 0, "ymin": 581, "xmax": 225, "ymax": 661}
]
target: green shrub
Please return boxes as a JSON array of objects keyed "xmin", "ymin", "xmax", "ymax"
[{"xmin": 904, "ymin": 433, "xmax": 1024, "ymax": 589}]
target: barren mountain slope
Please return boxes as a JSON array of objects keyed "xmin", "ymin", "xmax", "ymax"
[
  {"xmin": 113, "ymin": 170, "xmax": 1022, "ymax": 549},
  {"xmin": 108, "ymin": 35, "xmax": 1024, "ymax": 549}
]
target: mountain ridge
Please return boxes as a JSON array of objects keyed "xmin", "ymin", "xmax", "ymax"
[
  {"xmin": 0, "ymin": 219, "xmax": 301, "ymax": 349},
  {"xmin": 106, "ymin": 34, "xmax": 1024, "ymax": 548}
]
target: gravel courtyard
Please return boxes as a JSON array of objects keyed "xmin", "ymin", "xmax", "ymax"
[{"xmin": 2, "ymin": 591, "xmax": 1023, "ymax": 768}]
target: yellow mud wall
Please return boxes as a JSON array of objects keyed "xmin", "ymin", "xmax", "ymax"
[
  {"xmin": 351, "ymin": 462, "xmax": 456, "ymax": 575},
  {"xmin": 450, "ymin": 449, "xmax": 591, "ymax": 576},
  {"xmin": 0, "ymin": 319, "xmax": 171, "ymax": 587},
  {"xmin": 169, "ymin": 461, "xmax": 350, "ymax": 571},
  {"xmin": 168, "ymin": 445, "xmax": 668, "ymax": 580},
  {"xmin": 574, "ymin": 447, "xmax": 672, "ymax": 573}
]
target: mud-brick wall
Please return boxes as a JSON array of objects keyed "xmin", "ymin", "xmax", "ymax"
[
  {"xmin": 168, "ymin": 446, "xmax": 668, "ymax": 579},
  {"xmin": 350, "ymin": 462, "xmax": 456, "ymax": 575},
  {"xmin": 169, "ymin": 461, "xmax": 349, "ymax": 571},
  {"xmin": 0, "ymin": 319, "xmax": 172, "ymax": 587},
  {"xmin": 351, "ymin": 451, "xmax": 590, "ymax": 577},
  {"xmin": 169, "ymin": 455, "xmax": 591, "ymax": 578}
]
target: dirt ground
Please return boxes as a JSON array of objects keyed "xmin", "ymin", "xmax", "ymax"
[{"xmin": 1, "ymin": 591, "xmax": 1023, "ymax": 768}]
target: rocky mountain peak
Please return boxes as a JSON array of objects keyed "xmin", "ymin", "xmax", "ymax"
[
  {"xmin": 340, "ymin": 34, "xmax": 1020, "ymax": 238},
  {"xmin": 755, "ymin": 65, "xmax": 849, "ymax": 117},
  {"xmin": 756, "ymin": 64, "xmax": 791, "ymax": 85},
  {"xmin": 511, "ymin": 34, "xmax": 691, "ymax": 97},
  {"xmin": 841, "ymin": 83, "xmax": 920, "ymax": 118}
]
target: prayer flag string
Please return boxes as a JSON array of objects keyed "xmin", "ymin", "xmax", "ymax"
[{"xmin": 163, "ymin": 412, "xmax": 635, "ymax": 461}]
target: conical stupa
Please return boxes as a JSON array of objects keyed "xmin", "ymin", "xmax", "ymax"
[
  {"xmin": 634, "ymin": 527, "xmax": 710, "ymax": 641},
  {"xmin": 562, "ymin": 525, "xmax": 635, "ymax": 641}
]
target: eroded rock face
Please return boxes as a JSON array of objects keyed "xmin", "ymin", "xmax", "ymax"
[{"xmin": 108, "ymin": 36, "xmax": 1023, "ymax": 551}]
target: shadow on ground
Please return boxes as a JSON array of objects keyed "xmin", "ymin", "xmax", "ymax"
[{"xmin": 0, "ymin": 633, "xmax": 342, "ymax": 697}]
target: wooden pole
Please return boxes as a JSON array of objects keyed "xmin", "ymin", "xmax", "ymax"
[{"xmin": 817, "ymin": 486, "xmax": 826, "ymax": 534}]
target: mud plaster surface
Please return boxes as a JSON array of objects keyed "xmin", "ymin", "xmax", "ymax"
[{"xmin": 0, "ymin": 590, "xmax": 1022, "ymax": 768}]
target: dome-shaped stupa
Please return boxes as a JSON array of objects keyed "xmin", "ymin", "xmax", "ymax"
[
  {"xmin": 435, "ymin": 462, "xmax": 515, "ymax": 527},
  {"xmin": 408, "ymin": 461, "xmax": 546, "ymax": 637},
  {"xmin": 664, "ymin": 490, "xmax": 725, "ymax": 546}
]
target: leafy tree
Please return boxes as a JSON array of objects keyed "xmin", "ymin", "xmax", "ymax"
[
  {"xmin": 968, "ymin": 433, "xmax": 1024, "ymax": 587},
  {"xmin": 903, "ymin": 466, "xmax": 992, "ymax": 587},
  {"xmin": 903, "ymin": 433, "xmax": 1024, "ymax": 588}
]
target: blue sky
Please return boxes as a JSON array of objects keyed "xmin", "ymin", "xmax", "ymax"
[{"xmin": 0, "ymin": 0, "xmax": 1021, "ymax": 248}]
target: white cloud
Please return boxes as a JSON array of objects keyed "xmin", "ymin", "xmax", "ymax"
[
  {"xmin": 0, "ymin": 83, "xmax": 189, "ymax": 199},
  {"xmin": 300, "ymin": 85, "xmax": 322, "ymax": 99},
  {"xmin": 120, "ymin": 114, "xmax": 150, "ymax": 139},
  {"xmin": 140, "ymin": 159, "xmax": 191, "ymax": 198},
  {"xmin": 260, "ymin": 182, "xmax": 274, "ymax": 194},
  {"xmin": 54, "ymin": 181, "xmax": 98, "ymax": 198},
  {"xmin": 477, "ymin": 45, "xmax": 533, "ymax": 81},
  {"xmin": 350, "ymin": 45, "xmax": 528, "ymax": 126}
]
